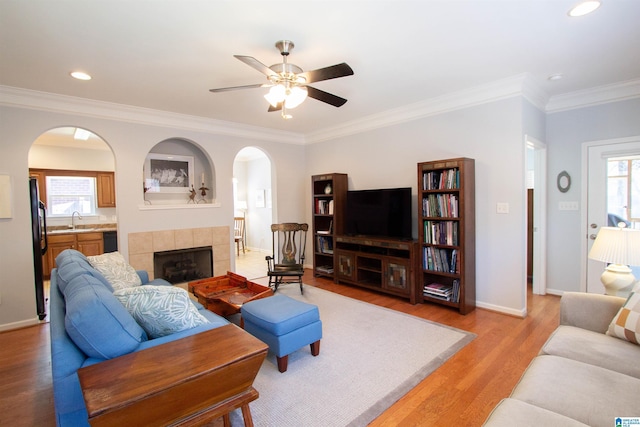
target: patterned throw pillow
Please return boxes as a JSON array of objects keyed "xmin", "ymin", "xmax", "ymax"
[
  {"xmin": 607, "ymin": 291, "xmax": 640, "ymax": 345},
  {"xmin": 113, "ymin": 285, "xmax": 209, "ymax": 338},
  {"xmin": 88, "ymin": 252, "xmax": 142, "ymax": 291}
]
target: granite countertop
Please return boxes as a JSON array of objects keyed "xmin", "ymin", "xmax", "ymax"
[{"xmin": 47, "ymin": 224, "xmax": 117, "ymax": 235}]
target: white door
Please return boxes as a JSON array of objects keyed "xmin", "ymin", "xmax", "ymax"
[
  {"xmin": 583, "ymin": 137, "xmax": 640, "ymax": 294},
  {"xmin": 526, "ymin": 136, "xmax": 547, "ymax": 295}
]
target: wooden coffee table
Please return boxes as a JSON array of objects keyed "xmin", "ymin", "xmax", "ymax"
[
  {"xmin": 188, "ymin": 272, "xmax": 273, "ymax": 317},
  {"xmin": 78, "ymin": 324, "xmax": 268, "ymax": 426}
]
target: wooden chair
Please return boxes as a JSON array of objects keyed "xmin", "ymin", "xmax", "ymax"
[
  {"xmin": 266, "ymin": 223, "xmax": 308, "ymax": 294},
  {"xmin": 234, "ymin": 216, "xmax": 246, "ymax": 256}
]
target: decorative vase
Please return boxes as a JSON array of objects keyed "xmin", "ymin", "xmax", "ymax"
[{"xmin": 324, "ymin": 183, "xmax": 332, "ymax": 194}]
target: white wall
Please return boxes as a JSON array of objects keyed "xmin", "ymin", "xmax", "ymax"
[
  {"xmin": 2, "ymin": 93, "xmax": 639, "ymax": 329},
  {"xmin": 246, "ymin": 156, "xmax": 273, "ymax": 253},
  {"xmin": 0, "ymin": 105, "xmax": 306, "ymax": 329},
  {"xmin": 545, "ymin": 97, "xmax": 640, "ymax": 293},
  {"xmin": 29, "ymin": 144, "xmax": 115, "ymax": 171},
  {"xmin": 306, "ymin": 97, "xmax": 529, "ymax": 315}
]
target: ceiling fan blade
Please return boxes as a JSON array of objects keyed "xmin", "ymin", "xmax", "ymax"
[
  {"xmin": 306, "ymin": 86, "xmax": 348, "ymax": 107},
  {"xmin": 234, "ymin": 55, "xmax": 278, "ymax": 77},
  {"xmin": 209, "ymin": 83, "xmax": 269, "ymax": 93},
  {"xmin": 299, "ymin": 63, "xmax": 354, "ymax": 84},
  {"xmin": 267, "ymin": 102, "xmax": 283, "ymax": 112}
]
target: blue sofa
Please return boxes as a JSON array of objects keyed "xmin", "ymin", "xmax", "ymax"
[{"xmin": 49, "ymin": 249, "xmax": 230, "ymax": 426}]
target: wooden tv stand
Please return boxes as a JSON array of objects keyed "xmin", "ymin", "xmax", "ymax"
[{"xmin": 334, "ymin": 235, "xmax": 418, "ymax": 304}]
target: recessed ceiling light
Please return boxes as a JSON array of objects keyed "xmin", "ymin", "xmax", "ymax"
[
  {"xmin": 70, "ymin": 71, "xmax": 92, "ymax": 81},
  {"xmin": 568, "ymin": 1, "xmax": 601, "ymax": 17},
  {"xmin": 548, "ymin": 74, "xmax": 564, "ymax": 81}
]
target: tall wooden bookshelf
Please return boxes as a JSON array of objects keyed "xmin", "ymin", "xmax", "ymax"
[
  {"xmin": 312, "ymin": 173, "xmax": 348, "ymax": 279},
  {"xmin": 417, "ymin": 158, "xmax": 476, "ymax": 314}
]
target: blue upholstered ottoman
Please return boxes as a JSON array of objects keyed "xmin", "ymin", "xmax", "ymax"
[{"xmin": 241, "ymin": 295, "xmax": 322, "ymax": 372}]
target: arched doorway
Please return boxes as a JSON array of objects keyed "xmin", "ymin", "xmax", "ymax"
[
  {"xmin": 28, "ymin": 126, "xmax": 115, "ymax": 320},
  {"xmin": 233, "ymin": 147, "xmax": 272, "ymax": 279}
]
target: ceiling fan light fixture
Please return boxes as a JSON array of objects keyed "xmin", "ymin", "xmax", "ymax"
[
  {"xmin": 284, "ymin": 86, "xmax": 308, "ymax": 109},
  {"xmin": 264, "ymin": 84, "xmax": 286, "ymax": 107}
]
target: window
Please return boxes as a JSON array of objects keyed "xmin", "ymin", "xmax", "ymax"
[
  {"xmin": 608, "ymin": 157, "xmax": 640, "ymax": 227},
  {"xmin": 46, "ymin": 175, "xmax": 97, "ymax": 217}
]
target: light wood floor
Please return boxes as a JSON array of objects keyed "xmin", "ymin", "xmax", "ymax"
[{"xmin": 0, "ymin": 268, "xmax": 560, "ymax": 426}]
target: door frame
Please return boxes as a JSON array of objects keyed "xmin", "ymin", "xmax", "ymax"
[
  {"xmin": 526, "ymin": 135, "xmax": 547, "ymax": 295},
  {"xmin": 580, "ymin": 135, "xmax": 640, "ymax": 292}
]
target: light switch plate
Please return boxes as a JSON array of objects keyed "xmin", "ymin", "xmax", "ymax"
[
  {"xmin": 559, "ymin": 201, "xmax": 579, "ymax": 211},
  {"xmin": 496, "ymin": 202, "xmax": 509, "ymax": 214}
]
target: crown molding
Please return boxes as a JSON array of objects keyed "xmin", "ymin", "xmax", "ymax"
[
  {"xmin": 4, "ymin": 77, "xmax": 638, "ymax": 146},
  {"xmin": 546, "ymin": 78, "xmax": 640, "ymax": 113},
  {"xmin": 0, "ymin": 85, "xmax": 305, "ymax": 145},
  {"xmin": 306, "ymin": 74, "xmax": 546, "ymax": 144}
]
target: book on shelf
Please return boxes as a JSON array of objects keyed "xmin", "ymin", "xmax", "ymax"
[
  {"xmin": 317, "ymin": 219, "xmax": 333, "ymax": 235},
  {"xmin": 422, "ymin": 247, "xmax": 458, "ymax": 273},
  {"xmin": 423, "ymin": 280, "xmax": 460, "ymax": 303},
  {"xmin": 423, "ymin": 220, "xmax": 459, "ymax": 245},
  {"xmin": 316, "ymin": 236, "xmax": 334, "ymax": 254},
  {"xmin": 422, "ymin": 193, "xmax": 459, "ymax": 218},
  {"xmin": 315, "ymin": 199, "xmax": 335, "ymax": 215},
  {"xmin": 422, "ymin": 168, "xmax": 460, "ymax": 190},
  {"xmin": 316, "ymin": 265, "xmax": 334, "ymax": 274}
]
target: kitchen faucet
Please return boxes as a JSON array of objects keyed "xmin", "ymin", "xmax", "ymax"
[{"xmin": 71, "ymin": 211, "xmax": 83, "ymax": 229}]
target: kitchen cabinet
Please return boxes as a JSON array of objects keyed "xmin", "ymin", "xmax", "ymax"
[
  {"xmin": 43, "ymin": 232, "xmax": 104, "ymax": 279},
  {"xmin": 97, "ymin": 172, "xmax": 116, "ymax": 207}
]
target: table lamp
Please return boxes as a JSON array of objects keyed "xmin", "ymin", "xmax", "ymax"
[{"xmin": 588, "ymin": 225, "xmax": 640, "ymax": 296}]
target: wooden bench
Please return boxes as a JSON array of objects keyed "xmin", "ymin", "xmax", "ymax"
[{"xmin": 78, "ymin": 324, "xmax": 268, "ymax": 426}]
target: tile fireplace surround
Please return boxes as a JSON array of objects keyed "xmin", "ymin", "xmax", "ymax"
[{"xmin": 128, "ymin": 226, "xmax": 231, "ymax": 281}]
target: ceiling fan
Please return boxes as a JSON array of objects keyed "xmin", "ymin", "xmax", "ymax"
[{"xmin": 209, "ymin": 40, "xmax": 354, "ymax": 119}]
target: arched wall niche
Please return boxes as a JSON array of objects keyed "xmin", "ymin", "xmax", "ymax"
[{"xmin": 143, "ymin": 138, "xmax": 216, "ymax": 205}]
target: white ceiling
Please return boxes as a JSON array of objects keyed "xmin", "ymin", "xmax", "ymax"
[{"xmin": 1, "ymin": 0, "xmax": 639, "ymax": 137}]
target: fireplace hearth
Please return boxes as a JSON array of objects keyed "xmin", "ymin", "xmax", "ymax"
[{"xmin": 153, "ymin": 247, "xmax": 213, "ymax": 284}]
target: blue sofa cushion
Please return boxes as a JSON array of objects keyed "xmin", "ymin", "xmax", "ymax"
[
  {"xmin": 56, "ymin": 259, "xmax": 114, "ymax": 293},
  {"xmin": 56, "ymin": 248, "xmax": 88, "ymax": 266},
  {"xmin": 64, "ymin": 275, "xmax": 147, "ymax": 359}
]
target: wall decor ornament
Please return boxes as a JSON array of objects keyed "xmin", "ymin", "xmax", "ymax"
[{"xmin": 557, "ymin": 170, "xmax": 571, "ymax": 193}]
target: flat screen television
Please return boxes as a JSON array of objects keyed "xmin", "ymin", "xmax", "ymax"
[{"xmin": 344, "ymin": 187, "xmax": 412, "ymax": 240}]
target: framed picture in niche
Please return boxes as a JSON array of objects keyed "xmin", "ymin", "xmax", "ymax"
[{"xmin": 144, "ymin": 153, "xmax": 194, "ymax": 193}]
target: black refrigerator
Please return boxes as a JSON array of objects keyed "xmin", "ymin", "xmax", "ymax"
[{"xmin": 29, "ymin": 177, "xmax": 48, "ymax": 320}]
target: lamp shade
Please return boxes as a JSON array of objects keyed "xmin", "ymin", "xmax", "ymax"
[
  {"xmin": 264, "ymin": 85, "xmax": 287, "ymax": 107},
  {"xmin": 284, "ymin": 86, "xmax": 307, "ymax": 109},
  {"xmin": 588, "ymin": 227, "xmax": 640, "ymax": 266}
]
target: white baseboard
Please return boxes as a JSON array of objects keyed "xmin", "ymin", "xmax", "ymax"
[
  {"xmin": 0, "ymin": 317, "xmax": 41, "ymax": 332},
  {"xmin": 476, "ymin": 300, "xmax": 527, "ymax": 318}
]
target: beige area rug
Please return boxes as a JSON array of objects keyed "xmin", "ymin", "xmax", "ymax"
[{"xmin": 222, "ymin": 282, "xmax": 476, "ymax": 427}]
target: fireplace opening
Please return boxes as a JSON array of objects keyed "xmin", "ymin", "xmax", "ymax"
[{"xmin": 153, "ymin": 246, "xmax": 213, "ymax": 284}]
